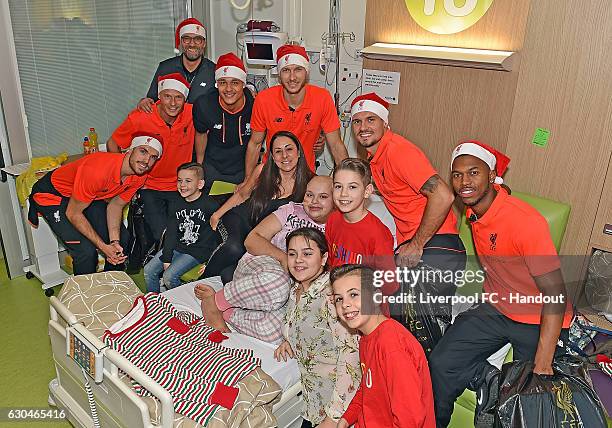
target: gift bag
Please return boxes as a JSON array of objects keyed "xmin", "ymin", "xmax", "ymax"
[
  {"xmin": 389, "ymin": 263, "xmax": 453, "ymax": 356},
  {"xmin": 497, "ymin": 357, "xmax": 607, "ymax": 428}
]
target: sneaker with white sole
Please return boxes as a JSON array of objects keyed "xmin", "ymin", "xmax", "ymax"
[{"xmin": 473, "ymin": 364, "xmax": 501, "ymax": 428}]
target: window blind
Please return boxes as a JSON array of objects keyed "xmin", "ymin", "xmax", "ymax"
[{"xmin": 8, "ymin": 0, "xmax": 188, "ymax": 157}]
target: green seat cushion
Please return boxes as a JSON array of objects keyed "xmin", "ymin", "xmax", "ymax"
[
  {"xmin": 511, "ymin": 191, "xmax": 570, "ymax": 252},
  {"xmin": 209, "ymin": 180, "xmax": 236, "ymax": 196},
  {"xmin": 448, "ymin": 399, "xmax": 476, "ymax": 428},
  {"xmin": 180, "ymin": 264, "xmax": 203, "ymax": 283}
]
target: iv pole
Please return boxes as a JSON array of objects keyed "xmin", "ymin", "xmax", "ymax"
[
  {"xmin": 327, "ymin": 0, "xmax": 354, "ymax": 114},
  {"xmin": 330, "ymin": 0, "xmax": 341, "ymax": 113}
]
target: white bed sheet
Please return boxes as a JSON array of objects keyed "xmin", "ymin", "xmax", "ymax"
[{"xmin": 162, "ymin": 279, "xmax": 301, "ymax": 392}]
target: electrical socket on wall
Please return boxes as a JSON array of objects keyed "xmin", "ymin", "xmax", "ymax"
[{"xmin": 339, "ymin": 65, "xmax": 361, "ymax": 84}]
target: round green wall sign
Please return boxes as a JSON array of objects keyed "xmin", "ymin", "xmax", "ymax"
[{"xmin": 404, "ymin": 0, "xmax": 495, "ymax": 35}]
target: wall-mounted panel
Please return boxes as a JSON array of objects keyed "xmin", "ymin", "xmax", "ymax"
[{"xmin": 364, "ymin": 0, "xmax": 530, "ymax": 51}]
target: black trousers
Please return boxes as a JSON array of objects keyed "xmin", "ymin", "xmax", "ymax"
[
  {"xmin": 428, "ymin": 302, "xmax": 569, "ymax": 428},
  {"xmin": 395, "ymin": 233, "xmax": 467, "ymax": 272},
  {"xmin": 300, "ymin": 419, "xmax": 313, "ymax": 428},
  {"xmin": 138, "ymin": 189, "xmax": 180, "ymax": 242},
  {"xmin": 33, "ymin": 199, "xmax": 128, "ymax": 275},
  {"xmin": 201, "ymin": 207, "xmax": 249, "ymax": 284}
]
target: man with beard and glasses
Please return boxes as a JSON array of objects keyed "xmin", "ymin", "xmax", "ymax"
[
  {"xmin": 192, "ymin": 52, "xmax": 254, "ymax": 195},
  {"xmin": 240, "ymin": 44, "xmax": 348, "ymax": 191},
  {"xmin": 429, "ymin": 141, "xmax": 571, "ymax": 427},
  {"xmin": 107, "ymin": 73, "xmax": 195, "ymax": 244},
  {"xmin": 27, "ymin": 136, "xmax": 161, "ymax": 275},
  {"xmin": 137, "ymin": 18, "xmax": 215, "ymax": 112}
]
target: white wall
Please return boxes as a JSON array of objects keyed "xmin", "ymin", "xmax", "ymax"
[
  {"xmin": 199, "ymin": 0, "xmax": 367, "ymax": 172},
  {"xmin": 205, "ymin": 0, "xmax": 292, "ymax": 61}
]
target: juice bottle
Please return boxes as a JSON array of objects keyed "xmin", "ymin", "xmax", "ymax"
[
  {"xmin": 83, "ymin": 137, "xmax": 90, "ymax": 155},
  {"xmin": 88, "ymin": 128, "xmax": 98, "ymax": 153}
]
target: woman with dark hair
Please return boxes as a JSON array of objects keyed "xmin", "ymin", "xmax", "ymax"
[
  {"xmin": 274, "ymin": 227, "xmax": 360, "ymax": 428},
  {"xmin": 202, "ymin": 131, "xmax": 314, "ymax": 283}
]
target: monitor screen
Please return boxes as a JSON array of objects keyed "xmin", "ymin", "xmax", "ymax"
[{"xmin": 246, "ymin": 43, "xmax": 274, "ymax": 61}]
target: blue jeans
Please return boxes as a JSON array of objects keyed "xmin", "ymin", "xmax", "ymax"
[{"xmin": 143, "ymin": 250, "xmax": 199, "ymax": 293}]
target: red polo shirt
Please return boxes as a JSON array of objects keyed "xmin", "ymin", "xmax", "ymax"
[
  {"xmin": 251, "ymin": 84, "xmax": 341, "ymax": 171},
  {"xmin": 51, "ymin": 152, "xmax": 146, "ymax": 203},
  {"xmin": 369, "ymin": 130, "xmax": 458, "ymax": 243},
  {"xmin": 467, "ymin": 186, "xmax": 572, "ymax": 327},
  {"xmin": 111, "ymin": 102, "xmax": 195, "ymax": 191}
]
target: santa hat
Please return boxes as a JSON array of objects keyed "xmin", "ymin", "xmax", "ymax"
[
  {"xmin": 158, "ymin": 73, "xmax": 190, "ymax": 99},
  {"xmin": 451, "ymin": 140, "xmax": 510, "ymax": 184},
  {"xmin": 130, "ymin": 133, "xmax": 163, "ymax": 157},
  {"xmin": 276, "ymin": 45, "xmax": 310, "ymax": 71},
  {"xmin": 175, "ymin": 18, "xmax": 206, "ymax": 49},
  {"xmin": 350, "ymin": 92, "xmax": 390, "ymax": 124},
  {"xmin": 215, "ymin": 53, "xmax": 247, "ymax": 83}
]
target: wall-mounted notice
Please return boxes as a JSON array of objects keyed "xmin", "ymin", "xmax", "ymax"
[
  {"xmin": 531, "ymin": 128, "xmax": 550, "ymax": 147},
  {"xmin": 362, "ymin": 69, "xmax": 401, "ymax": 104}
]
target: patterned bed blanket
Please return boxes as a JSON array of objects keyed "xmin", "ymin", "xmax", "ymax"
[{"xmin": 56, "ymin": 271, "xmax": 282, "ymax": 427}]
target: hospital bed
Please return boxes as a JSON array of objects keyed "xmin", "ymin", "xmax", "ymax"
[
  {"xmin": 46, "ymin": 195, "xmax": 396, "ymax": 427},
  {"xmin": 47, "ymin": 271, "xmax": 303, "ymax": 427}
]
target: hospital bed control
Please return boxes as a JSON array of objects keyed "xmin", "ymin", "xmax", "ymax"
[{"xmin": 66, "ymin": 324, "xmax": 106, "ymax": 383}]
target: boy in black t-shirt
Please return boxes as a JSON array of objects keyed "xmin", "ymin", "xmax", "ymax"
[
  {"xmin": 144, "ymin": 162, "xmax": 220, "ymax": 292},
  {"xmin": 193, "ymin": 52, "xmax": 254, "ymax": 194}
]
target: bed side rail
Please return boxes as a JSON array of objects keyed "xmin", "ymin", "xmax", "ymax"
[{"xmin": 48, "ymin": 296, "xmax": 175, "ymax": 427}]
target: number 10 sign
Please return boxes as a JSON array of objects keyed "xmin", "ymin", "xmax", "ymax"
[{"xmin": 404, "ymin": 0, "xmax": 494, "ymax": 34}]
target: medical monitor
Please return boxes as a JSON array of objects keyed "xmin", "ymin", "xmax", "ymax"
[{"xmin": 242, "ymin": 31, "xmax": 288, "ymax": 66}]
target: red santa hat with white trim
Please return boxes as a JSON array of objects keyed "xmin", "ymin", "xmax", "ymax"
[
  {"xmin": 129, "ymin": 132, "xmax": 163, "ymax": 157},
  {"xmin": 158, "ymin": 73, "xmax": 190, "ymax": 99},
  {"xmin": 215, "ymin": 53, "xmax": 247, "ymax": 84},
  {"xmin": 350, "ymin": 92, "xmax": 390, "ymax": 124},
  {"xmin": 276, "ymin": 45, "xmax": 310, "ymax": 71},
  {"xmin": 451, "ymin": 140, "xmax": 510, "ymax": 184},
  {"xmin": 175, "ymin": 18, "xmax": 206, "ymax": 49}
]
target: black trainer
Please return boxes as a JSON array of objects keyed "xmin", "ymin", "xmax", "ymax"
[{"xmin": 473, "ymin": 363, "xmax": 501, "ymax": 428}]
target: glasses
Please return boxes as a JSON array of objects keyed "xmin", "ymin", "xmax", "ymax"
[{"xmin": 181, "ymin": 35, "xmax": 205, "ymax": 45}]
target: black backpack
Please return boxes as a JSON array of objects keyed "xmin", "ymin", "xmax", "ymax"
[{"xmin": 125, "ymin": 193, "xmax": 156, "ymax": 274}]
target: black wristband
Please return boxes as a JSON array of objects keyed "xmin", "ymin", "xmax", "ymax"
[{"xmin": 110, "ymin": 239, "xmax": 120, "ymax": 244}]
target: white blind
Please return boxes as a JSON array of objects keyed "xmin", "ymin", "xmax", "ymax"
[{"xmin": 8, "ymin": 0, "xmax": 188, "ymax": 157}]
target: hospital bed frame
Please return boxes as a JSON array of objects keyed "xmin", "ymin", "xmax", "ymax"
[{"xmin": 48, "ymin": 296, "xmax": 303, "ymax": 427}]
